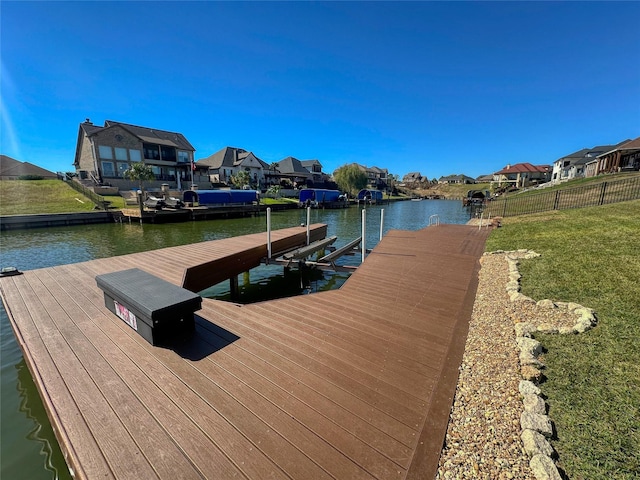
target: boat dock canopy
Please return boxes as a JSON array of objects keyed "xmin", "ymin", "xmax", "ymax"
[
  {"xmin": 299, "ymin": 189, "xmax": 342, "ymax": 203},
  {"xmin": 183, "ymin": 189, "xmax": 258, "ymax": 205},
  {"xmin": 357, "ymin": 188, "xmax": 384, "ymax": 201}
]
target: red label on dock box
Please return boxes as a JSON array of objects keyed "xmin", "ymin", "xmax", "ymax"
[{"xmin": 114, "ymin": 301, "xmax": 138, "ymax": 331}]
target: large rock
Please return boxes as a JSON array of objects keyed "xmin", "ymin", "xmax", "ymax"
[
  {"xmin": 523, "ymin": 394, "xmax": 546, "ymax": 414},
  {"xmin": 521, "ymin": 429, "xmax": 555, "ymax": 457},
  {"xmin": 521, "ymin": 365, "xmax": 543, "ymax": 382},
  {"xmin": 574, "ymin": 317, "xmax": 594, "ymax": 333},
  {"xmin": 520, "ymin": 351, "xmax": 544, "ymax": 367},
  {"xmin": 519, "ymin": 380, "xmax": 541, "ymax": 396},
  {"xmin": 517, "ymin": 337, "xmax": 543, "ymax": 356},
  {"xmin": 536, "ymin": 299, "xmax": 556, "ymax": 309},
  {"xmin": 521, "ymin": 412, "xmax": 553, "ymax": 437},
  {"xmin": 530, "ymin": 454, "xmax": 562, "ymax": 480},
  {"xmin": 515, "ymin": 322, "xmax": 537, "ymax": 338}
]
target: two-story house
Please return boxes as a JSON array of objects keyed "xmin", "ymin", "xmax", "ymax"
[
  {"xmin": 354, "ymin": 164, "xmax": 389, "ymax": 190},
  {"xmin": 552, "ymin": 140, "xmax": 630, "ymax": 181},
  {"xmin": 74, "ymin": 119, "xmax": 197, "ymax": 190},
  {"xmin": 273, "ymin": 156, "xmax": 314, "ymax": 188},
  {"xmin": 300, "ymin": 159, "xmax": 327, "ymax": 185},
  {"xmin": 402, "ymin": 172, "xmax": 424, "ymax": 184},
  {"xmin": 593, "ymin": 137, "xmax": 640, "ymax": 175},
  {"xmin": 197, "ymin": 147, "xmax": 270, "ymax": 188}
]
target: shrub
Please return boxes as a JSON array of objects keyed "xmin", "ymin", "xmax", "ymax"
[{"xmin": 17, "ymin": 175, "xmax": 44, "ymax": 180}]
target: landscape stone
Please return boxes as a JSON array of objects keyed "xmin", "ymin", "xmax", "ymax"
[
  {"xmin": 521, "ymin": 365, "xmax": 543, "ymax": 381},
  {"xmin": 574, "ymin": 318, "xmax": 593, "ymax": 333},
  {"xmin": 536, "ymin": 299, "xmax": 556, "ymax": 309},
  {"xmin": 530, "ymin": 454, "xmax": 562, "ymax": 480},
  {"xmin": 519, "ymin": 380, "xmax": 541, "ymax": 396},
  {"xmin": 514, "ymin": 323, "xmax": 536, "ymax": 338},
  {"xmin": 523, "ymin": 394, "xmax": 546, "ymax": 414},
  {"xmin": 521, "ymin": 429, "xmax": 554, "ymax": 458},
  {"xmin": 574, "ymin": 306, "xmax": 594, "ymax": 316},
  {"xmin": 520, "ymin": 412, "xmax": 553, "ymax": 437},
  {"xmin": 519, "ymin": 352, "xmax": 544, "ymax": 367},
  {"xmin": 506, "ymin": 280, "xmax": 520, "ymax": 292},
  {"xmin": 536, "ymin": 323, "xmax": 558, "ymax": 334},
  {"xmin": 567, "ymin": 302, "xmax": 582, "ymax": 312},
  {"xmin": 517, "ymin": 337, "xmax": 542, "ymax": 356}
]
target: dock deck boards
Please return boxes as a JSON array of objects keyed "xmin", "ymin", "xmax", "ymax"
[{"xmin": 1, "ymin": 223, "xmax": 490, "ymax": 480}]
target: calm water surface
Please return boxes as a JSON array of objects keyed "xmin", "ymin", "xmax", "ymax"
[{"xmin": 0, "ymin": 200, "xmax": 471, "ymax": 479}]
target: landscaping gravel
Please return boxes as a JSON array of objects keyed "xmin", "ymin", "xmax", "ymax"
[{"xmin": 435, "ymin": 252, "xmax": 579, "ymax": 480}]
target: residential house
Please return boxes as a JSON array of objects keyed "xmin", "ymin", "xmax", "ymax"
[
  {"xmin": 402, "ymin": 172, "xmax": 424, "ymax": 184},
  {"xmin": 354, "ymin": 164, "xmax": 389, "ymax": 190},
  {"xmin": 272, "ymin": 156, "xmax": 314, "ymax": 188},
  {"xmin": 197, "ymin": 147, "xmax": 270, "ymax": 188},
  {"xmin": 475, "ymin": 174, "xmax": 494, "ymax": 183},
  {"xmin": 552, "ymin": 140, "xmax": 630, "ymax": 181},
  {"xmin": 74, "ymin": 119, "xmax": 197, "ymax": 190},
  {"xmin": 300, "ymin": 159, "xmax": 327, "ymax": 185},
  {"xmin": 438, "ymin": 174, "xmax": 475, "ymax": 185},
  {"xmin": 493, "ymin": 163, "xmax": 551, "ymax": 187},
  {"xmin": 551, "ymin": 148, "xmax": 589, "ymax": 182},
  {"xmin": 594, "ymin": 137, "xmax": 640, "ymax": 175},
  {"xmin": 0, "ymin": 155, "xmax": 57, "ymax": 180}
]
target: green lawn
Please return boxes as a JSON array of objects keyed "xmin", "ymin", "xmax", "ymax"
[
  {"xmin": 485, "ymin": 200, "xmax": 640, "ymax": 479},
  {"xmin": 260, "ymin": 196, "xmax": 299, "ymax": 206},
  {"xmin": 0, "ymin": 180, "xmax": 103, "ymax": 214}
]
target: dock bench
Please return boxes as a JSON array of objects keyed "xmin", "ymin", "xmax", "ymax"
[{"xmin": 96, "ymin": 268, "xmax": 202, "ymax": 346}]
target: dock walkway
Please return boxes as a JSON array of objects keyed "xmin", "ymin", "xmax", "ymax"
[{"xmin": 1, "ymin": 223, "xmax": 490, "ymax": 480}]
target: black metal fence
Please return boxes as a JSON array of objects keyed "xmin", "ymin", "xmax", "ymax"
[{"xmin": 482, "ymin": 176, "xmax": 640, "ymax": 218}]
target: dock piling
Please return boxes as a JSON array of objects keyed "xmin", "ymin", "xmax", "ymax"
[{"xmin": 361, "ymin": 209, "xmax": 366, "ymax": 263}]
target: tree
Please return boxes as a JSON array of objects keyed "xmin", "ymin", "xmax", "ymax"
[
  {"xmin": 230, "ymin": 169, "xmax": 251, "ymax": 189},
  {"xmin": 333, "ymin": 164, "xmax": 368, "ymax": 196},
  {"xmin": 123, "ymin": 162, "xmax": 155, "ymax": 192}
]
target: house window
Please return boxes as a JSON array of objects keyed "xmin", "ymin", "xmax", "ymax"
[
  {"xmin": 160, "ymin": 146, "xmax": 176, "ymax": 162},
  {"xmin": 129, "ymin": 149, "xmax": 141, "ymax": 161},
  {"xmin": 143, "ymin": 144, "xmax": 160, "ymax": 160},
  {"xmin": 178, "ymin": 151, "xmax": 190, "ymax": 163},
  {"xmin": 117, "ymin": 162, "xmax": 129, "ymax": 177},
  {"xmin": 101, "ymin": 161, "xmax": 115, "ymax": 177},
  {"xmin": 115, "ymin": 147, "xmax": 128, "ymax": 161},
  {"xmin": 99, "ymin": 145, "xmax": 113, "ymax": 159}
]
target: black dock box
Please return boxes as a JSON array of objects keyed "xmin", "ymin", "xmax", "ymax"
[{"xmin": 96, "ymin": 268, "xmax": 202, "ymax": 346}]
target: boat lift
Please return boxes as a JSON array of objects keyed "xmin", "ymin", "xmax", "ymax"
[
  {"xmin": 268, "ymin": 235, "xmax": 361, "ymax": 273},
  {"xmin": 263, "ymin": 207, "xmax": 371, "ymax": 273}
]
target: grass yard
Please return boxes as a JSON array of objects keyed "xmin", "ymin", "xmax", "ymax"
[
  {"xmin": 260, "ymin": 196, "xmax": 299, "ymax": 206},
  {"xmin": 485, "ymin": 199, "xmax": 640, "ymax": 479},
  {"xmin": 0, "ymin": 180, "xmax": 120, "ymax": 214}
]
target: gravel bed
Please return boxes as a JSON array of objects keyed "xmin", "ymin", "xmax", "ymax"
[{"xmin": 435, "ymin": 252, "xmax": 577, "ymax": 480}]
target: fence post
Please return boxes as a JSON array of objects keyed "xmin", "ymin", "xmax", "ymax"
[
  {"xmin": 599, "ymin": 182, "xmax": 608, "ymax": 205},
  {"xmin": 502, "ymin": 197, "xmax": 507, "ymax": 217},
  {"xmin": 553, "ymin": 190, "xmax": 560, "ymax": 210}
]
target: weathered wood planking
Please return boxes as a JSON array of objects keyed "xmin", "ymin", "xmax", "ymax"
[{"xmin": 0, "ymin": 223, "xmax": 490, "ymax": 480}]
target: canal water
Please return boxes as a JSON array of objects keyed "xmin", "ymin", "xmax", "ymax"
[{"xmin": 0, "ymin": 200, "xmax": 472, "ymax": 479}]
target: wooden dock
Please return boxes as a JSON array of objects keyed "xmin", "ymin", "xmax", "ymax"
[{"xmin": 1, "ymin": 223, "xmax": 490, "ymax": 480}]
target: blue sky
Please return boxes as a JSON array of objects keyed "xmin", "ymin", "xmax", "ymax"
[{"xmin": 2, "ymin": 1, "xmax": 639, "ymax": 180}]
